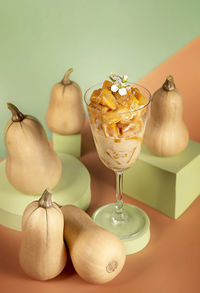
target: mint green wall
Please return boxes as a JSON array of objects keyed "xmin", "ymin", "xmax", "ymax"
[{"xmin": 0, "ymin": 0, "xmax": 199, "ymax": 157}]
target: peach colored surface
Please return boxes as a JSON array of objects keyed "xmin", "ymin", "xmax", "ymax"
[{"xmin": 1, "ymin": 37, "xmax": 200, "ymax": 293}]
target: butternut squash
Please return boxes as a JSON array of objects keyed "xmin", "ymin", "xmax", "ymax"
[
  {"xmin": 61, "ymin": 205, "xmax": 126, "ymax": 284},
  {"xmin": 5, "ymin": 103, "xmax": 62, "ymax": 194},
  {"xmin": 46, "ymin": 68, "xmax": 85, "ymax": 135},
  {"xmin": 19, "ymin": 189, "xmax": 67, "ymax": 280},
  {"xmin": 144, "ymin": 76, "xmax": 189, "ymax": 156}
]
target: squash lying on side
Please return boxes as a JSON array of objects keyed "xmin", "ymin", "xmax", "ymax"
[
  {"xmin": 19, "ymin": 189, "xmax": 67, "ymax": 280},
  {"xmin": 61, "ymin": 205, "xmax": 126, "ymax": 284}
]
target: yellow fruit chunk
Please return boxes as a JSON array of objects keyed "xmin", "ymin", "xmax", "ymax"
[
  {"xmin": 88, "ymin": 103, "xmax": 101, "ymax": 123},
  {"xmin": 102, "ymin": 123, "xmax": 119, "ymax": 138},
  {"xmin": 90, "ymin": 88, "xmax": 102, "ymax": 103},
  {"xmin": 102, "ymin": 80, "xmax": 113, "ymax": 89},
  {"xmin": 131, "ymin": 117, "xmax": 143, "ymax": 131},
  {"xmin": 113, "ymin": 90, "xmax": 138, "ymax": 109},
  {"xmin": 102, "ymin": 107, "xmax": 133, "ymax": 124},
  {"xmin": 117, "ymin": 106, "xmax": 134, "ymax": 122},
  {"xmin": 102, "ymin": 111, "xmax": 122, "ymax": 124},
  {"xmin": 127, "ymin": 89, "xmax": 139, "ymax": 106},
  {"xmin": 102, "ymin": 106, "xmax": 110, "ymax": 113},
  {"xmin": 103, "ymin": 113, "xmax": 119, "ymax": 124},
  {"xmin": 99, "ymin": 88, "xmax": 117, "ymax": 110},
  {"xmin": 131, "ymin": 87, "xmax": 147, "ymax": 106},
  {"xmin": 117, "ymin": 122, "xmax": 132, "ymax": 135},
  {"xmin": 114, "ymin": 92, "xmax": 126, "ymax": 105}
]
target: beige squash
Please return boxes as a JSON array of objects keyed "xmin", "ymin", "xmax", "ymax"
[
  {"xmin": 5, "ymin": 103, "xmax": 62, "ymax": 194},
  {"xmin": 61, "ymin": 205, "xmax": 126, "ymax": 284},
  {"xmin": 46, "ymin": 68, "xmax": 85, "ymax": 135},
  {"xmin": 144, "ymin": 76, "xmax": 189, "ymax": 156},
  {"xmin": 19, "ymin": 189, "xmax": 67, "ymax": 280}
]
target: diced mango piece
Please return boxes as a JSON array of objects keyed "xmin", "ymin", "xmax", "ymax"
[
  {"xmin": 102, "ymin": 111, "xmax": 122, "ymax": 124},
  {"xmin": 88, "ymin": 105, "xmax": 97, "ymax": 123},
  {"xmin": 88, "ymin": 102, "xmax": 102, "ymax": 111},
  {"xmin": 91, "ymin": 88, "xmax": 101, "ymax": 98},
  {"xmin": 88, "ymin": 102, "xmax": 104, "ymax": 122},
  {"xmin": 99, "ymin": 88, "xmax": 117, "ymax": 110},
  {"xmin": 117, "ymin": 106, "xmax": 134, "ymax": 122},
  {"xmin": 90, "ymin": 88, "xmax": 102, "ymax": 102},
  {"xmin": 138, "ymin": 93, "xmax": 147, "ymax": 106},
  {"xmin": 102, "ymin": 123, "xmax": 119, "ymax": 138},
  {"xmin": 131, "ymin": 87, "xmax": 140, "ymax": 97},
  {"xmin": 118, "ymin": 121, "xmax": 143, "ymax": 138},
  {"xmin": 107, "ymin": 123, "xmax": 119, "ymax": 138},
  {"xmin": 102, "ymin": 80, "xmax": 113, "ymax": 89},
  {"xmin": 117, "ymin": 122, "xmax": 132, "ymax": 135},
  {"xmin": 130, "ymin": 117, "xmax": 143, "ymax": 131},
  {"xmin": 131, "ymin": 87, "xmax": 147, "ymax": 106},
  {"xmin": 102, "ymin": 106, "xmax": 110, "ymax": 113},
  {"xmin": 89, "ymin": 80, "xmax": 147, "ymax": 139},
  {"xmin": 113, "ymin": 90, "xmax": 138, "ymax": 109},
  {"xmin": 113, "ymin": 91, "xmax": 125, "ymax": 105},
  {"xmin": 102, "ymin": 107, "xmax": 132, "ymax": 124},
  {"xmin": 126, "ymin": 89, "xmax": 139, "ymax": 105}
]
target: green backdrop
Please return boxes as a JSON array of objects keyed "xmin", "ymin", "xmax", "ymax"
[{"xmin": 0, "ymin": 0, "xmax": 199, "ymax": 158}]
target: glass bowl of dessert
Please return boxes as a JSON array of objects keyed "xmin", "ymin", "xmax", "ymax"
[{"xmin": 84, "ymin": 74, "xmax": 152, "ymax": 248}]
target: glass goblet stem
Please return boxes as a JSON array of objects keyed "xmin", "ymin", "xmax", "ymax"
[{"xmin": 112, "ymin": 171, "xmax": 128, "ymax": 224}]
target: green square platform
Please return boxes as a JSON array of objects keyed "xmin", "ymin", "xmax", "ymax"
[
  {"xmin": 53, "ymin": 133, "xmax": 81, "ymax": 157},
  {"xmin": 124, "ymin": 140, "xmax": 200, "ymax": 219}
]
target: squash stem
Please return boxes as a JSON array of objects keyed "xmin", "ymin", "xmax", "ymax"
[
  {"xmin": 62, "ymin": 68, "xmax": 73, "ymax": 85},
  {"xmin": 162, "ymin": 75, "xmax": 176, "ymax": 91},
  {"xmin": 7, "ymin": 103, "xmax": 24, "ymax": 122},
  {"xmin": 112, "ymin": 171, "xmax": 128, "ymax": 223},
  {"xmin": 39, "ymin": 189, "xmax": 53, "ymax": 208}
]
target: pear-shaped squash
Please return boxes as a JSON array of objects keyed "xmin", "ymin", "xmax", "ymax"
[
  {"xmin": 144, "ymin": 76, "xmax": 189, "ymax": 156},
  {"xmin": 19, "ymin": 189, "xmax": 67, "ymax": 280},
  {"xmin": 61, "ymin": 205, "xmax": 126, "ymax": 284},
  {"xmin": 5, "ymin": 103, "xmax": 62, "ymax": 194},
  {"xmin": 46, "ymin": 68, "xmax": 85, "ymax": 135}
]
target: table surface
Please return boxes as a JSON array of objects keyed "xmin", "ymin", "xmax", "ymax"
[{"xmin": 0, "ymin": 37, "xmax": 200, "ymax": 293}]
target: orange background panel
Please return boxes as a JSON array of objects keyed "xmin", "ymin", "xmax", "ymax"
[{"xmin": 139, "ymin": 36, "xmax": 200, "ymax": 143}]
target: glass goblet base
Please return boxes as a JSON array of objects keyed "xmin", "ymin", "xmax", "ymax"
[{"xmin": 92, "ymin": 203, "xmax": 150, "ymax": 255}]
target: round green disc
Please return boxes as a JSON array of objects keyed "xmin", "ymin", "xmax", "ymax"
[
  {"xmin": 0, "ymin": 153, "xmax": 91, "ymax": 231},
  {"xmin": 93, "ymin": 203, "xmax": 150, "ymax": 255}
]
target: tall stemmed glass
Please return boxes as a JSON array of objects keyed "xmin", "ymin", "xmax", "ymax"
[{"xmin": 84, "ymin": 80, "xmax": 151, "ymax": 243}]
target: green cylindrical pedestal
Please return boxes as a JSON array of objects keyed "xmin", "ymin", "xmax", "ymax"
[
  {"xmin": 53, "ymin": 133, "xmax": 81, "ymax": 157},
  {"xmin": 0, "ymin": 153, "xmax": 91, "ymax": 231},
  {"xmin": 123, "ymin": 223, "xmax": 150, "ymax": 255}
]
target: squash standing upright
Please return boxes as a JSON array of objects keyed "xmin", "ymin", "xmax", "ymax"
[
  {"xmin": 144, "ymin": 76, "xmax": 189, "ymax": 156},
  {"xmin": 19, "ymin": 189, "xmax": 67, "ymax": 280},
  {"xmin": 5, "ymin": 103, "xmax": 62, "ymax": 194},
  {"xmin": 46, "ymin": 68, "xmax": 85, "ymax": 135}
]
